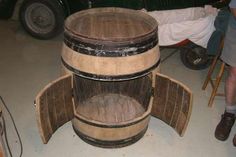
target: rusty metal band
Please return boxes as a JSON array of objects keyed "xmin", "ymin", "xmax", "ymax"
[{"xmin": 63, "ymin": 32, "xmax": 158, "ymax": 57}]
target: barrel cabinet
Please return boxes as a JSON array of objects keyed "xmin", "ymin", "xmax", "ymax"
[{"xmin": 35, "ymin": 8, "xmax": 193, "ymax": 148}]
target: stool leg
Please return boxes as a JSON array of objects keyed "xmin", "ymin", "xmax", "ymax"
[
  {"xmin": 208, "ymin": 63, "xmax": 225, "ymax": 107},
  {"xmin": 202, "ymin": 56, "xmax": 220, "ymax": 90}
]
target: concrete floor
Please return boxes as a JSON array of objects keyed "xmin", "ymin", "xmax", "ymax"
[{"xmin": 0, "ymin": 20, "xmax": 235, "ymax": 157}]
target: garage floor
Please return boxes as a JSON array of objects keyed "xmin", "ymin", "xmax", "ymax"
[{"xmin": 0, "ymin": 20, "xmax": 235, "ymax": 157}]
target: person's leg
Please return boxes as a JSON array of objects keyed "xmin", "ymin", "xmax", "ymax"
[
  {"xmin": 225, "ymin": 66, "xmax": 236, "ymax": 109},
  {"xmin": 215, "ymin": 66, "xmax": 236, "ymax": 141},
  {"xmin": 226, "ymin": 66, "xmax": 236, "ymax": 146},
  {"xmin": 214, "ymin": 10, "xmax": 236, "ymax": 142}
]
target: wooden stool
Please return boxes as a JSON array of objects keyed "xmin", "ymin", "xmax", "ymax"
[{"xmin": 202, "ymin": 38, "xmax": 226, "ymax": 107}]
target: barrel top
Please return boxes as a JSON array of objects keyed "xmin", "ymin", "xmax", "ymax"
[{"xmin": 65, "ymin": 7, "xmax": 158, "ymax": 42}]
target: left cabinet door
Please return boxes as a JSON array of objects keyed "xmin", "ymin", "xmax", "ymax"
[{"xmin": 35, "ymin": 75, "xmax": 74, "ymax": 144}]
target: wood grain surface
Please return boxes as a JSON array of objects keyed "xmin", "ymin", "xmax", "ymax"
[
  {"xmin": 73, "ymin": 75, "xmax": 152, "ymax": 113},
  {"xmin": 62, "ymin": 7, "xmax": 159, "ymax": 81},
  {"xmin": 76, "ymin": 93, "xmax": 145, "ymax": 124},
  {"xmin": 62, "ymin": 44, "xmax": 159, "ymax": 77},
  {"xmin": 65, "ymin": 7, "xmax": 157, "ymax": 41},
  {"xmin": 35, "ymin": 75, "xmax": 74, "ymax": 144},
  {"xmin": 151, "ymin": 73, "xmax": 192, "ymax": 136}
]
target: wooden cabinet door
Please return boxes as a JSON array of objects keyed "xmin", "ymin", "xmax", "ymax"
[
  {"xmin": 35, "ymin": 75, "xmax": 74, "ymax": 144},
  {"xmin": 152, "ymin": 73, "xmax": 193, "ymax": 136}
]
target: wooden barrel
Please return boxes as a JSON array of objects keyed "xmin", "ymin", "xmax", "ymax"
[
  {"xmin": 35, "ymin": 8, "xmax": 192, "ymax": 147},
  {"xmin": 72, "ymin": 75, "xmax": 153, "ymax": 148},
  {"xmin": 61, "ymin": 7, "xmax": 160, "ymax": 81}
]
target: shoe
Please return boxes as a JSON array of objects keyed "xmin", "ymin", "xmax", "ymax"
[
  {"xmin": 233, "ymin": 134, "xmax": 236, "ymax": 147},
  {"xmin": 215, "ymin": 112, "xmax": 235, "ymax": 141}
]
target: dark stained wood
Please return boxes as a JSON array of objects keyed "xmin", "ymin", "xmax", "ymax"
[
  {"xmin": 170, "ymin": 86, "xmax": 184, "ymax": 128},
  {"xmin": 152, "ymin": 73, "xmax": 192, "ymax": 136},
  {"xmin": 38, "ymin": 92, "xmax": 52, "ymax": 141},
  {"xmin": 35, "ymin": 75, "xmax": 74, "ymax": 144},
  {"xmin": 64, "ymin": 78, "xmax": 74, "ymax": 121},
  {"xmin": 150, "ymin": 74, "xmax": 168, "ymax": 119},
  {"xmin": 47, "ymin": 85, "xmax": 57, "ymax": 132},
  {"xmin": 164, "ymin": 81, "xmax": 178, "ymax": 124},
  {"xmin": 176, "ymin": 90, "xmax": 192, "ymax": 135}
]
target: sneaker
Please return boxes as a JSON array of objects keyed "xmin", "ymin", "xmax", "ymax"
[{"xmin": 215, "ymin": 112, "xmax": 235, "ymax": 141}]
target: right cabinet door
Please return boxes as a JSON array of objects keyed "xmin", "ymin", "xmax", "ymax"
[{"xmin": 152, "ymin": 73, "xmax": 193, "ymax": 136}]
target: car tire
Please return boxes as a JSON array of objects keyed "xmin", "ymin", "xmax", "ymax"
[
  {"xmin": 19, "ymin": 0, "xmax": 65, "ymax": 39},
  {"xmin": 180, "ymin": 43, "xmax": 213, "ymax": 70}
]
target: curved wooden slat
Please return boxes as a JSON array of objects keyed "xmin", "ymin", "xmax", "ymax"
[
  {"xmin": 152, "ymin": 73, "xmax": 193, "ymax": 136},
  {"xmin": 35, "ymin": 75, "xmax": 74, "ymax": 144}
]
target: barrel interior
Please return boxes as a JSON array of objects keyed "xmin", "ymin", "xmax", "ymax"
[
  {"xmin": 65, "ymin": 7, "xmax": 158, "ymax": 42},
  {"xmin": 73, "ymin": 74, "xmax": 152, "ymax": 125}
]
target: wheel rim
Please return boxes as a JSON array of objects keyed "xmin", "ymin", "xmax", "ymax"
[
  {"xmin": 25, "ymin": 3, "xmax": 56, "ymax": 34},
  {"xmin": 186, "ymin": 47, "xmax": 209, "ymax": 66}
]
